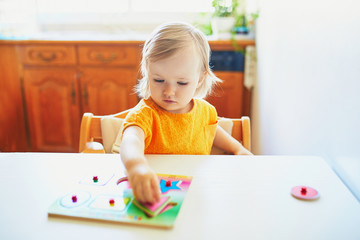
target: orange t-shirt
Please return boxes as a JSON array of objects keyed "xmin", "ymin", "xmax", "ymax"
[{"xmin": 122, "ymin": 98, "xmax": 218, "ymax": 154}]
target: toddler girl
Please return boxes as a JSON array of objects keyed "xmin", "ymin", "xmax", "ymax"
[{"xmin": 120, "ymin": 22, "xmax": 252, "ymax": 204}]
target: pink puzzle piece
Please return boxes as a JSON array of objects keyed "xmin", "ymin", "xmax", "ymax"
[
  {"xmin": 291, "ymin": 186, "xmax": 320, "ymax": 200},
  {"xmin": 142, "ymin": 197, "xmax": 169, "ymax": 212},
  {"xmin": 132, "ymin": 196, "xmax": 171, "ymax": 217}
]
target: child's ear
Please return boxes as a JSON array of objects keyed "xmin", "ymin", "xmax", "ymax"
[{"xmin": 197, "ymin": 72, "xmax": 206, "ymax": 88}]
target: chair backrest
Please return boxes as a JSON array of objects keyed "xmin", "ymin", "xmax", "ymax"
[
  {"xmin": 79, "ymin": 110, "xmax": 251, "ymax": 153},
  {"xmin": 79, "ymin": 109, "xmax": 130, "ymax": 153}
]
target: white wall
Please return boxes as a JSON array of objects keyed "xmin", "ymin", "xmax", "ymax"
[{"xmin": 252, "ymin": 0, "xmax": 360, "ymax": 199}]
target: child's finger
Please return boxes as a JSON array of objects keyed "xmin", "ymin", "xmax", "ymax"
[
  {"xmin": 142, "ymin": 179, "xmax": 154, "ymax": 204},
  {"xmin": 135, "ymin": 182, "xmax": 145, "ymax": 203},
  {"xmin": 151, "ymin": 176, "xmax": 161, "ymax": 202}
]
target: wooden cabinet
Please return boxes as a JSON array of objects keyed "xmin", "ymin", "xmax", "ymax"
[
  {"xmin": 79, "ymin": 68, "xmax": 138, "ymax": 115},
  {"xmin": 14, "ymin": 42, "xmax": 142, "ymax": 152},
  {"xmin": 23, "ymin": 68, "xmax": 80, "ymax": 152},
  {"xmin": 0, "ymin": 39, "xmax": 254, "ymax": 152},
  {"xmin": 207, "ymin": 41, "xmax": 253, "ymax": 118},
  {"xmin": 78, "ymin": 45, "xmax": 138, "ymax": 66},
  {"xmin": 77, "ymin": 45, "xmax": 140, "ymax": 115},
  {"xmin": 0, "ymin": 45, "xmax": 27, "ymax": 152},
  {"xmin": 18, "ymin": 45, "xmax": 77, "ymax": 66},
  {"xmin": 18, "ymin": 45, "xmax": 80, "ymax": 152},
  {"xmin": 206, "ymin": 72, "xmax": 244, "ymax": 118}
]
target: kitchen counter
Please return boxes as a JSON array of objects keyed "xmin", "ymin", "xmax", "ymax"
[{"xmin": 0, "ymin": 31, "xmax": 255, "ymax": 49}]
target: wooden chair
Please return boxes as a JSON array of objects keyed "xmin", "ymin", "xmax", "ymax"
[{"xmin": 79, "ymin": 110, "xmax": 251, "ymax": 154}]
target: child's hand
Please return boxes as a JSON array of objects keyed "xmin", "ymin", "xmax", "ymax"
[
  {"xmin": 234, "ymin": 145, "xmax": 253, "ymax": 155},
  {"xmin": 127, "ymin": 163, "xmax": 161, "ymax": 204}
]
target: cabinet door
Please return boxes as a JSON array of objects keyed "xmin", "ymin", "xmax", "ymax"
[
  {"xmin": 0, "ymin": 45, "xmax": 28, "ymax": 151},
  {"xmin": 206, "ymin": 72, "xmax": 244, "ymax": 118},
  {"xmin": 79, "ymin": 68, "xmax": 138, "ymax": 115},
  {"xmin": 23, "ymin": 68, "xmax": 80, "ymax": 152}
]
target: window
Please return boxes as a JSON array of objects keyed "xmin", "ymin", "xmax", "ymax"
[
  {"xmin": 0, "ymin": 0, "xmax": 214, "ymax": 37},
  {"xmin": 0, "ymin": 0, "xmax": 257, "ymax": 38},
  {"xmin": 36, "ymin": 0, "xmax": 214, "ymax": 26},
  {"xmin": 36, "ymin": 0, "xmax": 213, "ymax": 13}
]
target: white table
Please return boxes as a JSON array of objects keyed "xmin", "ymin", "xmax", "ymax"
[{"xmin": 0, "ymin": 153, "xmax": 359, "ymax": 240}]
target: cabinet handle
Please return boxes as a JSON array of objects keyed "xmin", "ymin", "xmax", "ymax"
[
  {"xmin": 37, "ymin": 52, "xmax": 56, "ymax": 62},
  {"xmin": 83, "ymin": 83, "xmax": 88, "ymax": 106},
  {"xmin": 96, "ymin": 53, "xmax": 117, "ymax": 63},
  {"xmin": 71, "ymin": 83, "xmax": 76, "ymax": 105}
]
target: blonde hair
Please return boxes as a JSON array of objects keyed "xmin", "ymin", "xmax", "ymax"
[{"xmin": 136, "ymin": 22, "xmax": 221, "ymax": 99}]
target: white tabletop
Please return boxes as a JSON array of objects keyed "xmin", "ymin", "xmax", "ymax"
[{"xmin": 0, "ymin": 153, "xmax": 359, "ymax": 240}]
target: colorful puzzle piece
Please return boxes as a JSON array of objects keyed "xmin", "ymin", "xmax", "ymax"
[
  {"xmin": 159, "ymin": 202, "xmax": 178, "ymax": 214},
  {"xmin": 132, "ymin": 196, "xmax": 171, "ymax": 218},
  {"xmin": 160, "ymin": 179, "xmax": 182, "ymax": 193},
  {"xmin": 291, "ymin": 185, "xmax": 320, "ymax": 200}
]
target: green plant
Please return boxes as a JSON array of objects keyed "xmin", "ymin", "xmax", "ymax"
[
  {"xmin": 212, "ymin": 0, "xmax": 238, "ymax": 18},
  {"xmin": 233, "ymin": 11, "xmax": 259, "ymax": 29},
  {"xmin": 197, "ymin": 21, "xmax": 213, "ymax": 36},
  {"xmin": 194, "ymin": 13, "xmax": 213, "ymax": 36},
  {"xmin": 212, "ymin": 0, "xmax": 259, "ymax": 26},
  {"xmin": 197, "ymin": 0, "xmax": 259, "ymax": 40}
]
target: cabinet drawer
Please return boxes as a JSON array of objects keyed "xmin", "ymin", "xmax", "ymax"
[
  {"xmin": 78, "ymin": 46, "xmax": 138, "ymax": 66},
  {"xmin": 18, "ymin": 45, "xmax": 77, "ymax": 66},
  {"xmin": 214, "ymin": 72, "xmax": 243, "ymax": 87}
]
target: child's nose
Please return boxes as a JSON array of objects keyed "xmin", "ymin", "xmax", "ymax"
[{"xmin": 163, "ymin": 84, "xmax": 175, "ymax": 96}]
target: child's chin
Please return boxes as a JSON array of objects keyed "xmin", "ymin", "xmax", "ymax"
[{"xmin": 163, "ymin": 106, "xmax": 184, "ymax": 114}]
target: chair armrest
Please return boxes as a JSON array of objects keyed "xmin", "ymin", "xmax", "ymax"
[
  {"xmin": 241, "ymin": 116, "xmax": 251, "ymax": 151},
  {"xmin": 79, "ymin": 112, "xmax": 94, "ymax": 153},
  {"xmin": 81, "ymin": 142, "xmax": 106, "ymax": 153}
]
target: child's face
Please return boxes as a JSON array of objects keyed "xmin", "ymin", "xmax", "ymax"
[{"xmin": 148, "ymin": 46, "xmax": 204, "ymax": 114}]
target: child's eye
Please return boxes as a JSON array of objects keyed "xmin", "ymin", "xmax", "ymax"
[
  {"xmin": 154, "ymin": 79, "xmax": 164, "ymax": 83},
  {"xmin": 177, "ymin": 82, "xmax": 188, "ymax": 86}
]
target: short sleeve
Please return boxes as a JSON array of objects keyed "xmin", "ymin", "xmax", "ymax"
[
  {"xmin": 208, "ymin": 103, "xmax": 218, "ymax": 124},
  {"xmin": 198, "ymin": 99, "xmax": 218, "ymax": 125},
  {"xmin": 122, "ymin": 104, "xmax": 154, "ymax": 148}
]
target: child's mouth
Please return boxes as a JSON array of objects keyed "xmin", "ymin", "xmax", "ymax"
[{"xmin": 163, "ymin": 99, "xmax": 176, "ymax": 104}]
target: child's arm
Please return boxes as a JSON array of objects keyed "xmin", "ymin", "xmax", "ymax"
[
  {"xmin": 213, "ymin": 125, "xmax": 253, "ymax": 155},
  {"xmin": 120, "ymin": 126, "xmax": 161, "ymax": 204}
]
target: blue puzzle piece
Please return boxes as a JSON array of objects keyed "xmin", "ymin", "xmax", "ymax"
[{"xmin": 160, "ymin": 179, "xmax": 181, "ymax": 194}]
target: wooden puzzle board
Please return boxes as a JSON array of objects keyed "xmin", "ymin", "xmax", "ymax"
[{"xmin": 48, "ymin": 173, "xmax": 192, "ymax": 228}]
